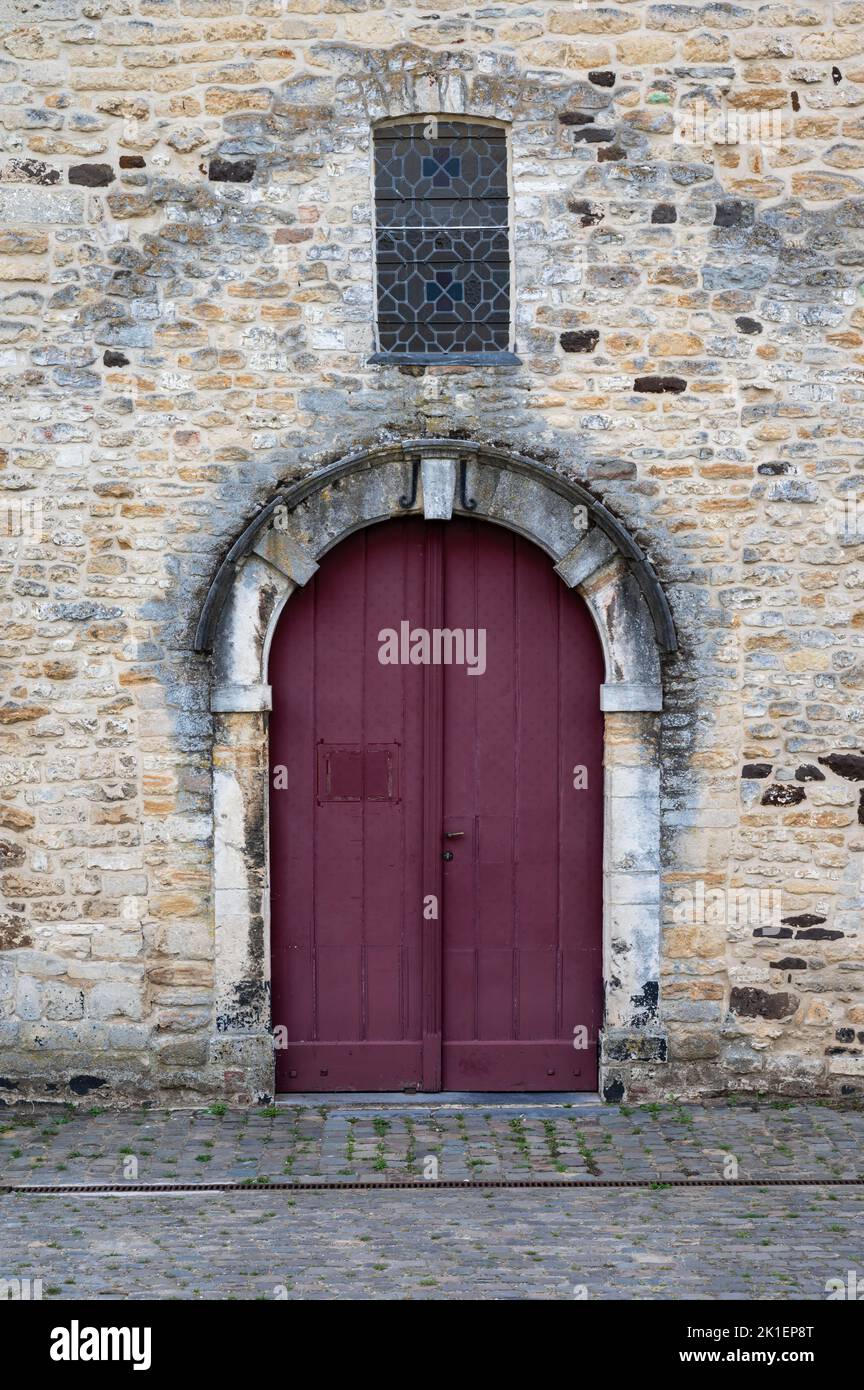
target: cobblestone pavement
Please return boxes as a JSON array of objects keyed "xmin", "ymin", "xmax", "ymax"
[
  {"xmin": 1, "ymin": 1098, "xmax": 862, "ymax": 1185},
  {"xmin": 2, "ymin": 1186, "xmax": 862, "ymax": 1300},
  {"xmin": 2, "ymin": 1102, "xmax": 862, "ymax": 1300}
]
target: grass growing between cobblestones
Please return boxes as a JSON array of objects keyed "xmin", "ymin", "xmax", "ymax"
[{"xmin": 2, "ymin": 1100, "xmax": 864, "ymax": 1187}]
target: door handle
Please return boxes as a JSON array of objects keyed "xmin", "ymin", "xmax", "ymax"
[{"xmin": 443, "ymin": 831, "xmax": 464, "ymax": 839}]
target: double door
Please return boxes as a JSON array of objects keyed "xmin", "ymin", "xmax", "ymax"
[{"xmin": 269, "ymin": 517, "xmax": 603, "ymax": 1092}]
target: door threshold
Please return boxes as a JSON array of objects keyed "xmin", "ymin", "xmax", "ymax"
[{"xmin": 274, "ymin": 1092, "xmax": 603, "ymax": 1108}]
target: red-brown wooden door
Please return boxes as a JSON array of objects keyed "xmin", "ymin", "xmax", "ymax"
[{"xmin": 269, "ymin": 517, "xmax": 604, "ymax": 1093}]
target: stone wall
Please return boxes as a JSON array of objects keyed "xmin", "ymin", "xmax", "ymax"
[{"xmin": 1, "ymin": 0, "xmax": 864, "ymax": 1105}]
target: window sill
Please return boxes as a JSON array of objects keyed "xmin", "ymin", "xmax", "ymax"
[{"xmin": 368, "ymin": 351, "xmax": 522, "ymax": 368}]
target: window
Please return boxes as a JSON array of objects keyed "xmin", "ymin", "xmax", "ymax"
[{"xmin": 373, "ymin": 119, "xmax": 512, "ymax": 359}]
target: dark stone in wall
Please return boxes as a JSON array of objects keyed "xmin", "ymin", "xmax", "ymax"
[
  {"xmin": 761, "ymin": 784, "xmax": 806, "ymax": 806},
  {"xmin": 818, "ymin": 752, "xmax": 864, "ymax": 780},
  {"xmin": 589, "ymin": 71, "xmax": 616, "ymax": 87},
  {"xmin": 782, "ymin": 913, "xmax": 826, "ymax": 928},
  {"xmin": 758, "ymin": 461, "xmax": 789, "ymax": 474},
  {"xmin": 598, "ymin": 144, "xmax": 626, "ymax": 162},
  {"xmin": 103, "ymin": 350, "xmax": 129, "ymax": 367},
  {"xmin": 651, "ymin": 203, "xmax": 676, "ymax": 223},
  {"xmin": 714, "ymin": 200, "xmax": 754, "ymax": 227},
  {"xmin": 119, "ymin": 155, "xmax": 146, "ymax": 169},
  {"xmin": 795, "ymin": 764, "xmax": 824, "ymax": 781},
  {"xmin": 603, "ymin": 1075, "xmax": 625, "ymax": 1102},
  {"xmin": 630, "ymin": 980, "xmax": 659, "ymax": 1028},
  {"xmin": 68, "ymin": 163, "xmax": 114, "ymax": 186},
  {"xmin": 837, "ymin": 1028, "xmax": 855, "ymax": 1042},
  {"xmin": 742, "ymin": 762, "xmax": 771, "ymax": 778},
  {"xmin": 770, "ymin": 957, "xmax": 808, "ymax": 970},
  {"xmin": 567, "ymin": 198, "xmax": 603, "ymax": 225},
  {"xmin": 730, "ymin": 988, "xmax": 799, "ymax": 1019},
  {"xmin": 6, "ymin": 158, "xmax": 59, "ymax": 184},
  {"xmin": 572, "ymin": 127, "xmax": 615, "ymax": 143},
  {"xmin": 209, "ymin": 157, "xmax": 256, "ymax": 183},
  {"xmin": 68, "ymin": 1074, "xmax": 107, "ymax": 1095},
  {"xmin": 736, "ymin": 316, "xmax": 762, "ymax": 334},
  {"xmin": 559, "ymin": 112, "xmax": 594, "ymax": 125},
  {"xmin": 605, "ymin": 1035, "xmax": 667, "ymax": 1063},
  {"xmin": 634, "ymin": 375, "xmax": 687, "ymax": 393},
  {"xmin": 560, "ymin": 330, "xmax": 599, "ymax": 353},
  {"xmin": 796, "ymin": 927, "xmax": 844, "ymax": 941}
]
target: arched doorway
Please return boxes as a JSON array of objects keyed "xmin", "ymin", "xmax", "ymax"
[
  {"xmin": 197, "ymin": 439, "xmax": 675, "ymax": 1101},
  {"xmin": 268, "ymin": 516, "xmax": 604, "ymax": 1092}
]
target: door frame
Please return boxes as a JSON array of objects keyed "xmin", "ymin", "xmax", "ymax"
[{"xmin": 196, "ymin": 439, "xmax": 676, "ymax": 1101}]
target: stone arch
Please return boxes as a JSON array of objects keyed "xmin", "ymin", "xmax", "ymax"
[{"xmin": 197, "ymin": 440, "xmax": 676, "ymax": 1100}]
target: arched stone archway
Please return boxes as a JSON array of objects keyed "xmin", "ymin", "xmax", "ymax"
[{"xmin": 197, "ymin": 440, "xmax": 676, "ymax": 1099}]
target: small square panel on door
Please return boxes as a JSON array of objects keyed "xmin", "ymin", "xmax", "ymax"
[
  {"xmin": 365, "ymin": 743, "xmax": 399, "ymax": 802},
  {"xmin": 317, "ymin": 744, "xmax": 363, "ymax": 801},
  {"xmin": 317, "ymin": 743, "xmax": 400, "ymax": 803}
]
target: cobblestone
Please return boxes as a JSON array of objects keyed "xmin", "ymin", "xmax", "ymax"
[
  {"xmin": 2, "ymin": 1186, "xmax": 860, "ymax": 1301},
  {"xmin": 1, "ymin": 1099, "xmax": 861, "ymax": 1186}
]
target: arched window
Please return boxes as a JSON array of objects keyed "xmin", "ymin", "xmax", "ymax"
[{"xmin": 372, "ymin": 118, "xmax": 513, "ymax": 361}]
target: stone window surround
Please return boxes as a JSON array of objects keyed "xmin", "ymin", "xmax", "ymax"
[{"xmin": 197, "ymin": 440, "xmax": 677, "ymax": 1099}]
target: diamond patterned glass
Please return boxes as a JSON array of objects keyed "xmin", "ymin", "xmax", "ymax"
[{"xmin": 374, "ymin": 121, "xmax": 510, "ymax": 355}]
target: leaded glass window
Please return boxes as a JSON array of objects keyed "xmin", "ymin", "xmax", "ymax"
[{"xmin": 374, "ymin": 120, "xmax": 511, "ymax": 357}]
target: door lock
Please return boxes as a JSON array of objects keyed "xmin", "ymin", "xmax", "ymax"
[{"xmin": 442, "ymin": 850, "xmax": 454, "ymax": 861}]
